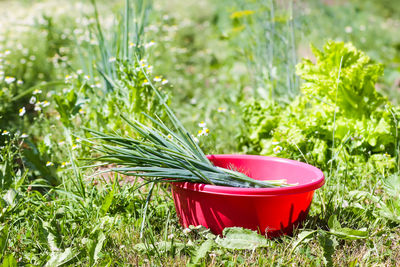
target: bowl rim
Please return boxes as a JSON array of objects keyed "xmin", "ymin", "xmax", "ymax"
[{"xmin": 172, "ymin": 154, "xmax": 325, "ymax": 197}]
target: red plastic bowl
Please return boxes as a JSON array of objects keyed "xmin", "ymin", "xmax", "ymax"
[{"xmin": 171, "ymin": 154, "xmax": 324, "ymax": 237}]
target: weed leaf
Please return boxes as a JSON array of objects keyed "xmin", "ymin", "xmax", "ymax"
[
  {"xmin": 101, "ymin": 187, "xmax": 115, "ymax": 216},
  {"xmin": 318, "ymin": 231, "xmax": 338, "ymax": 267},
  {"xmin": 290, "ymin": 230, "xmax": 317, "ymax": 254},
  {"xmin": 189, "ymin": 239, "xmax": 215, "ymax": 265},
  {"xmin": 215, "ymin": 227, "xmax": 269, "ymax": 250},
  {"xmin": 45, "ymin": 247, "xmax": 75, "ymax": 267},
  {"xmin": 93, "ymin": 232, "xmax": 106, "ymax": 263},
  {"xmin": 1, "ymin": 254, "xmax": 17, "ymax": 267},
  {"xmin": 328, "ymin": 215, "xmax": 368, "ymax": 240}
]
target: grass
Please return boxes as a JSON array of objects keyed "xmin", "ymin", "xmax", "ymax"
[{"xmin": 1, "ymin": 0, "xmax": 400, "ymax": 265}]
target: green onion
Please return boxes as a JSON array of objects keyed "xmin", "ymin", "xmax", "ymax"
[{"xmin": 84, "ymin": 60, "xmax": 288, "ymax": 188}]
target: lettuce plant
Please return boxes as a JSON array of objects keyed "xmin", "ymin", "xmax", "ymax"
[{"xmin": 240, "ymin": 41, "xmax": 399, "ymax": 173}]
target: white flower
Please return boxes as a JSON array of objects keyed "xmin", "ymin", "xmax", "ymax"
[
  {"xmin": 46, "ymin": 161, "xmax": 54, "ymax": 167},
  {"xmin": 61, "ymin": 161, "xmax": 71, "ymax": 168},
  {"xmin": 197, "ymin": 128, "xmax": 209, "ymax": 137},
  {"xmin": 273, "ymin": 146, "xmax": 282, "ymax": 154},
  {"xmin": 142, "ymin": 79, "xmax": 150, "ymax": 86},
  {"xmin": 161, "ymin": 79, "xmax": 168, "ymax": 85},
  {"xmin": 108, "ymin": 57, "xmax": 116, "ymax": 62},
  {"xmin": 34, "ymin": 104, "xmax": 41, "ymax": 112},
  {"xmin": 145, "ymin": 41, "xmax": 156, "ymax": 48},
  {"xmin": 153, "ymin": 76, "xmax": 162, "ymax": 82},
  {"xmin": 29, "ymin": 96, "xmax": 37, "ymax": 104},
  {"xmin": 190, "ymin": 98, "xmax": 197, "ymax": 105},
  {"xmin": 84, "ymin": 75, "xmax": 90, "ymax": 81},
  {"xmin": 4, "ymin": 50, "xmax": 11, "ymax": 56},
  {"xmin": 271, "ymin": 139, "xmax": 279, "ymax": 145},
  {"xmin": 19, "ymin": 107, "xmax": 26, "ymax": 116},
  {"xmin": 77, "ymin": 69, "xmax": 83, "ymax": 75},
  {"xmin": 193, "ymin": 137, "xmax": 199, "ymax": 143},
  {"xmin": 2, "ymin": 130, "xmax": 9, "ymax": 136},
  {"xmin": 65, "ymin": 74, "xmax": 72, "ymax": 83},
  {"xmin": 198, "ymin": 121, "xmax": 206, "ymax": 128},
  {"xmin": 17, "ymin": 80, "xmax": 23, "ymax": 85},
  {"xmin": 217, "ymin": 107, "xmax": 226, "ymax": 113},
  {"xmin": 345, "ymin": 26, "xmax": 353, "ymax": 33},
  {"xmin": 129, "ymin": 42, "xmax": 136, "ymax": 48},
  {"xmin": 342, "ymin": 200, "xmax": 349, "ymax": 208},
  {"xmin": 183, "ymin": 228, "xmax": 191, "ymax": 235},
  {"xmin": 72, "ymin": 144, "xmax": 80, "ymax": 150},
  {"xmin": 41, "ymin": 100, "xmax": 50, "ymax": 107},
  {"xmin": 58, "ymin": 140, "xmax": 65, "ymax": 146},
  {"xmin": 20, "ymin": 133, "xmax": 28, "ymax": 138},
  {"xmin": 32, "ymin": 89, "xmax": 42, "ymax": 95},
  {"xmin": 167, "ymin": 234, "xmax": 174, "ymax": 239},
  {"xmin": 5, "ymin": 76, "xmax": 15, "ymax": 84}
]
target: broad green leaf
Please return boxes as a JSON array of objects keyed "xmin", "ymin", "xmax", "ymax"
[
  {"xmin": 93, "ymin": 232, "xmax": 106, "ymax": 263},
  {"xmin": 189, "ymin": 239, "xmax": 215, "ymax": 265},
  {"xmin": 45, "ymin": 248, "xmax": 75, "ymax": 267},
  {"xmin": 330, "ymin": 227, "xmax": 368, "ymax": 240},
  {"xmin": 3, "ymin": 189, "xmax": 16, "ymax": 207},
  {"xmin": 188, "ymin": 225, "xmax": 216, "ymax": 240},
  {"xmin": 328, "ymin": 215, "xmax": 368, "ymax": 240},
  {"xmin": 290, "ymin": 230, "xmax": 317, "ymax": 254},
  {"xmin": 215, "ymin": 227, "xmax": 269, "ymax": 250},
  {"xmin": 327, "ymin": 215, "xmax": 341, "ymax": 229},
  {"xmin": 47, "ymin": 232, "xmax": 60, "ymax": 253},
  {"xmin": 1, "ymin": 254, "xmax": 17, "ymax": 267},
  {"xmin": 318, "ymin": 232, "xmax": 338, "ymax": 267},
  {"xmin": 101, "ymin": 187, "xmax": 115, "ymax": 216}
]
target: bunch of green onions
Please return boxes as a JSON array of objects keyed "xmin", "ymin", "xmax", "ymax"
[{"xmin": 85, "ymin": 68, "xmax": 288, "ymax": 188}]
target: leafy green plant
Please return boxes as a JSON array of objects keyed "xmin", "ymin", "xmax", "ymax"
[{"xmin": 240, "ymin": 41, "xmax": 400, "ymax": 174}]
